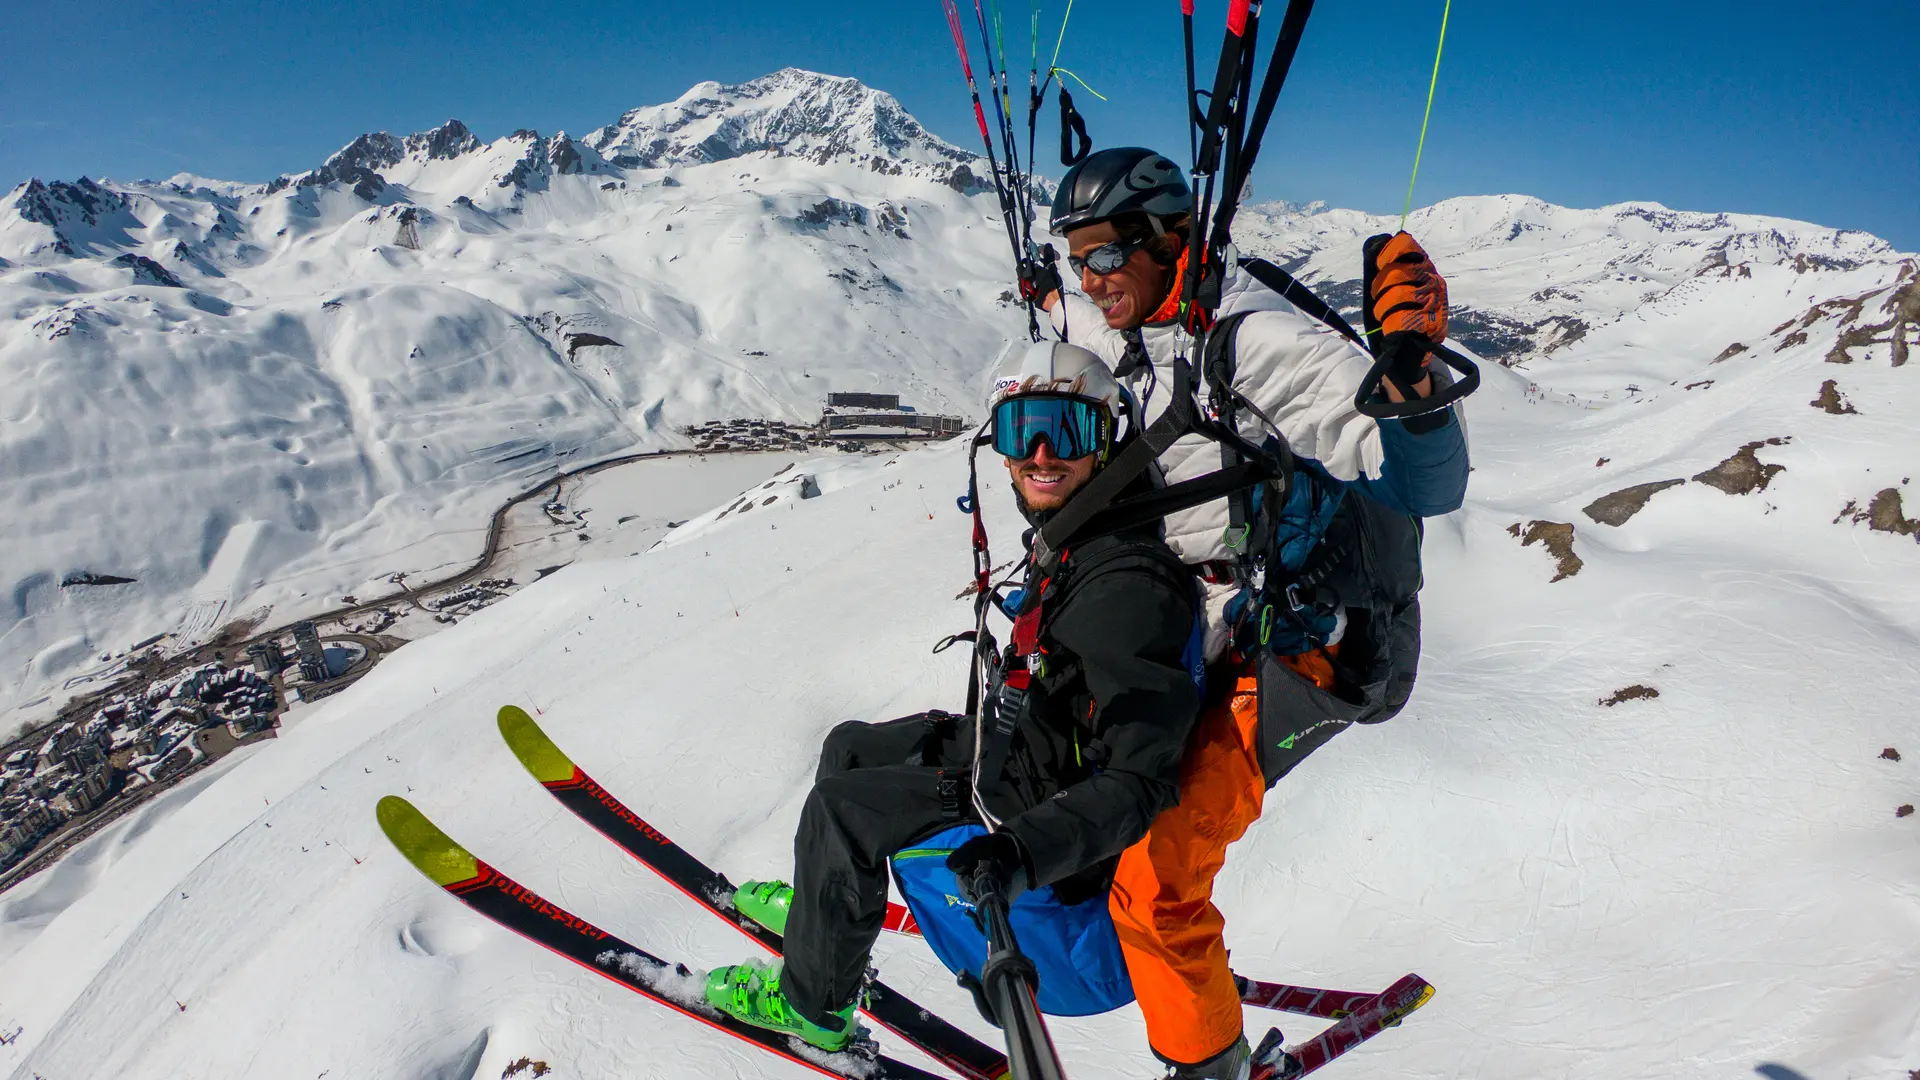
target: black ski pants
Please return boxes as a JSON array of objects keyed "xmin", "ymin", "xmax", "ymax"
[{"xmin": 782, "ymin": 710, "xmax": 976, "ymax": 1025}]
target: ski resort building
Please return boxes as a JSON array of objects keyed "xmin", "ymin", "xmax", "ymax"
[
  {"xmin": 818, "ymin": 392, "xmax": 966, "ymax": 440},
  {"xmin": 247, "ymin": 641, "xmax": 283, "ymax": 676},
  {"xmin": 291, "ymin": 622, "xmax": 329, "ymax": 683}
]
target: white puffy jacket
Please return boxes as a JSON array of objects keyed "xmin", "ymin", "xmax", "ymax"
[{"xmin": 1050, "ymin": 254, "xmax": 1393, "ymax": 566}]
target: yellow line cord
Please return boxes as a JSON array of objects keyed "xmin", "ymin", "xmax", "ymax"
[
  {"xmin": 1052, "ymin": 67, "xmax": 1107, "ymax": 101},
  {"xmin": 1399, "ymin": 0, "xmax": 1452, "ymax": 231},
  {"xmin": 1048, "ymin": 0, "xmax": 1075, "ymax": 73}
]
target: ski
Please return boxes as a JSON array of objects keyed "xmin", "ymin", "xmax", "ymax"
[
  {"xmin": 1233, "ymin": 976, "xmax": 1385, "ymax": 1020},
  {"xmin": 1251, "ymin": 973, "xmax": 1435, "ymax": 1079},
  {"xmin": 374, "ymin": 795, "xmax": 946, "ymax": 1080},
  {"xmin": 497, "ymin": 705, "xmax": 1012, "ymax": 1080}
]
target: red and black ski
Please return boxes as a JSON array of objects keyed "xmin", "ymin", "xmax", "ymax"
[
  {"xmin": 1252, "ymin": 973, "xmax": 1435, "ymax": 1079},
  {"xmin": 375, "ymin": 796, "xmax": 946, "ymax": 1080},
  {"xmin": 1234, "ymin": 976, "xmax": 1388, "ymax": 1020},
  {"xmin": 498, "ymin": 706, "xmax": 1012, "ymax": 1080}
]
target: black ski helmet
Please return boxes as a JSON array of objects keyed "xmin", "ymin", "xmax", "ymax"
[{"xmin": 1048, "ymin": 147, "xmax": 1191, "ymax": 237}]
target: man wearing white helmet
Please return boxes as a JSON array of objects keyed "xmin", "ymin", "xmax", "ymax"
[{"xmin": 701, "ymin": 342, "xmax": 1208, "ymax": 1055}]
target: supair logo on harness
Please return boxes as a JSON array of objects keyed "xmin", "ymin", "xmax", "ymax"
[{"xmin": 1276, "ymin": 717, "xmax": 1350, "ymax": 752}]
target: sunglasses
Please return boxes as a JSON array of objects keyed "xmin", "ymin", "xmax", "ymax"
[
  {"xmin": 1067, "ymin": 236, "xmax": 1151, "ymax": 277},
  {"xmin": 991, "ymin": 393, "xmax": 1113, "ymax": 462}
]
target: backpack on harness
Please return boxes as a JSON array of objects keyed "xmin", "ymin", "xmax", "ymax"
[{"xmin": 1201, "ymin": 283, "xmax": 1429, "ymax": 787}]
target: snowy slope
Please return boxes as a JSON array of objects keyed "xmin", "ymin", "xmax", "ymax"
[{"xmin": 1, "ymin": 326, "xmax": 1916, "ymax": 1078}]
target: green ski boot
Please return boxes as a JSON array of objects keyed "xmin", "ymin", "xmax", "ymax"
[
  {"xmin": 703, "ymin": 957, "xmax": 859, "ymax": 1052},
  {"xmin": 732, "ymin": 879, "xmax": 794, "ymax": 935}
]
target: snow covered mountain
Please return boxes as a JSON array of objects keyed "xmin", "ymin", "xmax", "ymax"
[
  {"xmin": 586, "ymin": 67, "xmax": 981, "ymax": 184},
  {"xmin": 0, "ymin": 70, "xmax": 1025, "ymax": 726},
  {"xmin": 0, "ymin": 65, "xmax": 1915, "ymax": 743},
  {"xmin": 1234, "ymin": 195, "xmax": 1906, "ymax": 370}
]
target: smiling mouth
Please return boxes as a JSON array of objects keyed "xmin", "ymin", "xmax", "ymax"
[{"xmin": 1021, "ymin": 468, "xmax": 1071, "ymax": 492}]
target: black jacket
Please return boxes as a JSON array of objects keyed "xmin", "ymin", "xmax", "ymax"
[{"xmin": 984, "ymin": 524, "xmax": 1202, "ymax": 890}]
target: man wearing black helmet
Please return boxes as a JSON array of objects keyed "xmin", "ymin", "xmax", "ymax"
[{"xmin": 1034, "ymin": 147, "xmax": 1470, "ymax": 1080}]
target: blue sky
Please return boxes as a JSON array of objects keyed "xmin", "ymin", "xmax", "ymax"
[{"xmin": 2, "ymin": 0, "xmax": 1915, "ymax": 249}]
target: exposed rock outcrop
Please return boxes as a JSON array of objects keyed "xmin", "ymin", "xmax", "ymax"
[
  {"xmin": 1511, "ymin": 520, "xmax": 1583, "ymax": 581},
  {"xmin": 1600, "ymin": 685, "xmax": 1659, "ymax": 707},
  {"xmin": 111, "ymin": 253, "xmax": 183, "ymax": 288},
  {"xmin": 1692, "ymin": 438, "xmax": 1788, "ymax": 495},
  {"xmin": 1810, "ymin": 379, "xmax": 1857, "ymax": 414},
  {"xmin": 1582, "ymin": 480, "xmax": 1686, "ymax": 526}
]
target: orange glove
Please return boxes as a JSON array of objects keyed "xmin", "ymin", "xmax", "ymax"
[
  {"xmin": 1361, "ymin": 232, "xmax": 1448, "ymax": 395},
  {"xmin": 1365, "ymin": 231, "xmax": 1448, "ymax": 341}
]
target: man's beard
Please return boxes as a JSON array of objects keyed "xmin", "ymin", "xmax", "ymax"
[{"xmin": 1010, "ymin": 476, "xmax": 1075, "ymax": 520}]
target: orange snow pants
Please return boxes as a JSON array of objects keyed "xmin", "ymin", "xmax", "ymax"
[{"xmin": 1110, "ymin": 650, "xmax": 1339, "ymax": 1066}]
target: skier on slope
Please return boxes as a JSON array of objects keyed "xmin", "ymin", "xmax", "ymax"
[
  {"xmin": 701, "ymin": 342, "xmax": 1208, "ymax": 1053},
  {"xmin": 1023, "ymin": 147, "xmax": 1471, "ymax": 1079}
]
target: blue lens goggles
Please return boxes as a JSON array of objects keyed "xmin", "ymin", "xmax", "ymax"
[{"xmin": 991, "ymin": 393, "xmax": 1112, "ymax": 461}]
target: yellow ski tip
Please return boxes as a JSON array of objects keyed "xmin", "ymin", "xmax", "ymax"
[
  {"xmin": 376, "ymin": 795, "xmax": 480, "ymax": 887},
  {"xmin": 497, "ymin": 705, "xmax": 576, "ymax": 784}
]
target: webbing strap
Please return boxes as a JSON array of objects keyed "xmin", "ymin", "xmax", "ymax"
[
  {"xmin": 1206, "ymin": 312, "xmax": 1252, "ymax": 575},
  {"xmin": 1235, "ymin": 257, "xmax": 1368, "ymax": 349},
  {"xmin": 1207, "ymin": 0, "xmax": 1315, "ymax": 253},
  {"xmin": 975, "ymin": 666, "xmax": 1030, "ymax": 795}
]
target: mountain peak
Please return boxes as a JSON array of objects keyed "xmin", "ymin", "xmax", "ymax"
[
  {"xmin": 587, "ymin": 68, "xmax": 974, "ymax": 179},
  {"xmin": 324, "ymin": 120, "xmax": 482, "ymax": 175}
]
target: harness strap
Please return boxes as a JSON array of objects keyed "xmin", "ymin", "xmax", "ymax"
[
  {"xmin": 1205, "ymin": 312, "xmax": 1254, "ymax": 578},
  {"xmin": 975, "ymin": 666, "xmax": 1030, "ymax": 801},
  {"xmin": 1236, "ymin": 257, "xmax": 1368, "ymax": 348}
]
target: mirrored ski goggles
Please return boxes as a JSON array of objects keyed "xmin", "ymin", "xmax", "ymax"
[
  {"xmin": 1067, "ymin": 236, "xmax": 1151, "ymax": 277},
  {"xmin": 991, "ymin": 393, "xmax": 1113, "ymax": 461}
]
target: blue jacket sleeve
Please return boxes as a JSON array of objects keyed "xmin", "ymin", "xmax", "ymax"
[{"xmin": 1347, "ymin": 408, "xmax": 1469, "ymax": 517}]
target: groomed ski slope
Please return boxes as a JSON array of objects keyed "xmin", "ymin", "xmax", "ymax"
[{"xmin": 2, "ymin": 346, "xmax": 1918, "ymax": 1079}]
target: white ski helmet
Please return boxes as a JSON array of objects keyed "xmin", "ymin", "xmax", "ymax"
[
  {"xmin": 984, "ymin": 340, "xmax": 1129, "ymax": 462},
  {"xmin": 985, "ymin": 340, "xmax": 1125, "ymax": 417}
]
